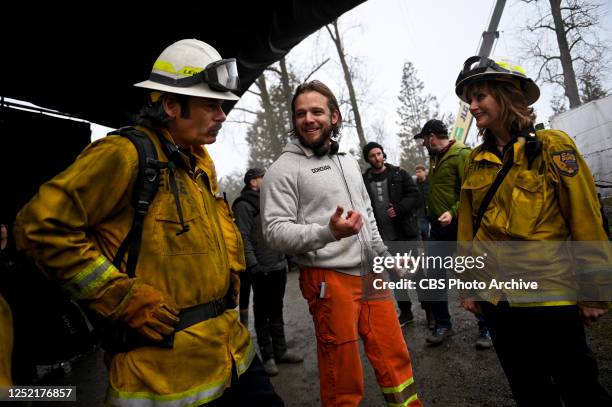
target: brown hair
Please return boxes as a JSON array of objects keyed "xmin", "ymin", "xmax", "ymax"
[
  {"xmin": 289, "ymin": 80, "xmax": 343, "ymax": 138},
  {"xmin": 415, "ymin": 164, "xmax": 426, "ymax": 172},
  {"xmin": 467, "ymin": 81, "xmax": 536, "ymax": 143}
]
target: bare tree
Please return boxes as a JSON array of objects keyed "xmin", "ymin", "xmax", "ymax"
[
  {"xmin": 326, "ymin": 19, "xmax": 367, "ymax": 149},
  {"xmin": 367, "ymin": 120, "xmax": 400, "ymax": 166},
  {"xmin": 520, "ymin": 0, "xmax": 610, "ymax": 108},
  {"xmin": 245, "ymin": 72, "xmax": 291, "ymax": 168},
  {"xmin": 277, "ymin": 57, "xmax": 294, "ymax": 129}
]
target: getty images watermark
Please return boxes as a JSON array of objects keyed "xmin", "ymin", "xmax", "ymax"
[
  {"xmin": 371, "ymin": 250, "xmax": 539, "ymax": 292},
  {"xmin": 363, "ymin": 240, "xmax": 612, "ymax": 303}
]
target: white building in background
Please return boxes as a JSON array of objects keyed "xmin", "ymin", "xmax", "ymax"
[{"xmin": 550, "ymin": 95, "xmax": 612, "ymax": 200}]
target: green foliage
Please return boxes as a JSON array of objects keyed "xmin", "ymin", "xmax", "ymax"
[{"xmin": 396, "ymin": 61, "xmax": 438, "ymax": 170}]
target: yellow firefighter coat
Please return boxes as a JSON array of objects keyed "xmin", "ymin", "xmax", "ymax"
[
  {"xmin": 457, "ymin": 129, "xmax": 612, "ymax": 307},
  {"xmin": 0, "ymin": 294, "xmax": 12, "ymax": 387},
  {"xmin": 14, "ymin": 126, "xmax": 252, "ymax": 406}
]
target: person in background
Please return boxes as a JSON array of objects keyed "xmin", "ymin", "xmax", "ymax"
[
  {"xmin": 362, "ymin": 141, "xmax": 420, "ymax": 327},
  {"xmin": 414, "ymin": 164, "xmax": 430, "ymax": 242},
  {"xmin": 414, "ymin": 164, "xmax": 435, "ymax": 329},
  {"xmin": 233, "ymin": 168, "xmax": 303, "ymax": 376},
  {"xmin": 414, "ymin": 119, "xmax": 492, "ymax": 349}
]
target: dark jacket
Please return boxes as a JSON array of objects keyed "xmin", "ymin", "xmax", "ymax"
[
  {"xmin": 416, "ymin": 178, "xmax": 430, "ymax": 219},
  {"xmin": 233, "ymin": 188, "xmax": 287, "ymax": 273},
  {"xmin": 363, "ymin": 163, "xmax": 420, "ymax": 240}
]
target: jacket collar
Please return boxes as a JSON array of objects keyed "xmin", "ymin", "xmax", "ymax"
[
  {"xmin": 138, "ymin": 126, "xmax": 219, "ymax": 194},
  {"xmin": 363, "ymin": 162, "xmax": 399, "ymax": 181},
  {"xmin": 432, "ymin": 140, "xmax": 467, "ymax": 168},
  {"xmin": 474, "ymin": 135, "xmax": 524, "ymax": 167},
  {"xmin": 238, "ymin": 187, "xmax": 260, "ymax": 210}
]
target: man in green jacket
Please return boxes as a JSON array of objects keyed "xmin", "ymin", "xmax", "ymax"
[{"xmin": 414, "ymin": 119, "xmax": 491, "ymax": 349}]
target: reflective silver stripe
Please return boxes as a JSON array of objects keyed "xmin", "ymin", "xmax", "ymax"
[
  {"xmin": 106, "ymin": 376, "xmax": 230, "ymax": 407},
  {"xmin": 235, "ymin": 340, "xmax": 256, "ymax": 377},
  {"xmin": 64, "ymin": 257, "xmax": 119, "ymax": 299}
]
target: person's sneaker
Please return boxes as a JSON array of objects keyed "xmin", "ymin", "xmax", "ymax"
[
  {"xmin": 426, "ymin": 327, "xmax": 455, "ymax": 346},
  {"xmin": 398, "ymin": 309, "xmax": 415, "ymax": 327},
  {"xmin": 263, "ymin": 358, "xmax": 279, "ymax": 376},
  {"xmin": 276, "ymin": 349, "xmax": 303, "ymax": 364},
  {"xmin": 475, "ymin": 330, "xmax": 493, "ymax": 350}
]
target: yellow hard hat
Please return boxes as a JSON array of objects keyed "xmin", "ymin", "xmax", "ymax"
[{"xmin": 455, "ymin": 56, "xmax": 540, "ymax": 105}]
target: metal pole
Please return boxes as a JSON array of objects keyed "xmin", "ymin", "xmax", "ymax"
[{"xmin": 451, "ymin": 0, "xmax": 506, "ymax": 143}]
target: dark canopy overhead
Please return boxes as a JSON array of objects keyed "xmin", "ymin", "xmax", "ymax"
[{"xmin": 1, "ymin": 0, "xmax": 365, "ymax": 128}]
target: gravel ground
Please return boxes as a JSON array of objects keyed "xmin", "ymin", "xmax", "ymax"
[{"xmin": 38, "ymin": 268, "xmax": 612, "ymax": 406}]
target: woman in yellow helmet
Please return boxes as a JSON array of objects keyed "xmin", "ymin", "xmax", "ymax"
[{"xmin": 455, "ymin": 55, "xmax": 612, "ymax": 406}]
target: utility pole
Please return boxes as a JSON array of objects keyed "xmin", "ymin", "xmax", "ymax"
[{"xmin": 451, "ymin": 0, "xmax": 506, "ymax": 143}]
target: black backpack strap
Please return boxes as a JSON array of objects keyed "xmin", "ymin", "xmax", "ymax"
[
  {"xmin": 473, "ymin": 148, "xmax": 514, "ymax": 236},
  {"xmin": 108, "ymin": 127, "xmax": 165, "ymax": 278}
]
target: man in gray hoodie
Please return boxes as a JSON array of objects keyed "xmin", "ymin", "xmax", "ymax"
[{"xmin": 261, "ymin": 81, "xmax": 421, "ymax": 407}]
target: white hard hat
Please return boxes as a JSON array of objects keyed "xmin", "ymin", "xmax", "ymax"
[{"xmin": 135, "ymin": 39, "xmax": 240, "ymax": 101}]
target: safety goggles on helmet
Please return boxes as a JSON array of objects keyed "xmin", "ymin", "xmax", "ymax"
[
  {"xmin": 456, "ymin": 56, "xmax": 526, "ymax": 85},
  {"xmin": 149, "ymin": 58, "xmax": 239, "ymax": 92}
]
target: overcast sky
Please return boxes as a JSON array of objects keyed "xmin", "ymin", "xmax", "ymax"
[{"xmin": 92, "ymin": 0, "xmax": 612, "ymax": 179}]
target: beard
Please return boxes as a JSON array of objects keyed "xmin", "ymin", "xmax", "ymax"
[
  {"xmin": 371, "ymin": 160, "xmax": 384, "ymax": 170},
  {"xmin": 297, "ymin": 124, "xmax": 334, "ymax": 151}
]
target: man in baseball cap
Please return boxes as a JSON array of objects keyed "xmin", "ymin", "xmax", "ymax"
[{"xmin": 414, "ymin": 118, "xmax": 492, "ymax": 350}]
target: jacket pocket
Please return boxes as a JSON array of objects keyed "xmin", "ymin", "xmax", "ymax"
[
  {"xmin": 461, "ymin": 174, "xmax": 492, "ymax": 218},
  {"xmin": 298, "ymin": 269, "xmax": 335, "ymax": 343},
  {"xmin": 506, "ymin": 172, "xmax": 544, "ymax": 239},
  {"xmin": 153, "ymin": 191, "xmax": 209, "ymax": 255}
]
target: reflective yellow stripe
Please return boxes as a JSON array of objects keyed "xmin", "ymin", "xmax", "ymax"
[
  {"xmin": 510, "ymin": 301, "xmax": 576, "ymax": 307},
  {"xmin": 152, "ymin": 60, "xmax": 203, "ymax": 76},
  {"xmin": 387, "ymin": 393, "xmax": 420, "ymax": 407},
  {"xmin": 64, "ymin": 256, "xmax": 120, "ymax": 299},
  {"xmin": 235, "ymin": 340, "xmax": 256, "ymax": 377},
  {"xmin": 382, "ymin": 376, "xmax": 418, "ymax": 406},
  {"xmin": 506, "ymin": 290, "xmax": 577, "ymax": 305},
  {"xmin": 496, "ymin": 60, "xmax": 527, "ymax": 75},
  {"xmin": 107, "ymin": 375, "xmax": 230, "ymax": 407},
  {"xmin": 382, "ymin": 376, "xmax": 414, "ymax": 394}
]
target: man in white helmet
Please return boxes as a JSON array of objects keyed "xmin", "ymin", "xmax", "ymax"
[{"xmin": 14, "ymin": 39, "xmax": 284, "ymax": 406}]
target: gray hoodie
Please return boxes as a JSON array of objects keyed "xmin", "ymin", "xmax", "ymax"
[{"xmin": 261, "ymin": 139, "xmax": 387, "ymax": 276}]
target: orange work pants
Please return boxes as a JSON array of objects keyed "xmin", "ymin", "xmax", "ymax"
[{"xmin": 299, "ymin": 267, "xmax": 421, "ymax": 407}]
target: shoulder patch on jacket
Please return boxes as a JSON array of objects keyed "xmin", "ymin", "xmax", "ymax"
[{"xmin": 551, "ymin": 150, "xmax": 579, "ymax": 177}]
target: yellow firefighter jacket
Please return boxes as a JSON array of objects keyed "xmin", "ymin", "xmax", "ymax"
[
  {"xmin": 0, "ymin": 294, "xmax": 12, "ymax": 387},
  {"xmin": 13, "ymin": 126, "xmax": 252, "ymax": 406},
  {"xmin": 457, "ymin": 129, "xmax": 612, "ymax": 308}
]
